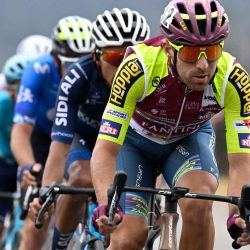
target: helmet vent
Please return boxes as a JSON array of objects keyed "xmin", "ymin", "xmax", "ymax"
[
  {"xmin": 195, "ymin": 3, "xmax": 206, "ymax": 36},
  {"xmin": 221, "ymin": 14, "xmax": 227, "ymax": 27},
  {"xmin": 177, "ymin": 3, "xmax": 193, "ymax": 34},
  {"xmin": 210, "ymin": 1, "xmax": 217, "ymax": 32}
]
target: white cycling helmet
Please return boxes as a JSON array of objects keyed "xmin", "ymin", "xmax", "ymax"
[
  {"xmin": 92, "ymin": 8, "xmax": 150, "ymax": 48},
  {"xmin": 2, "ymin": 54, "xmax": 32, "ymax": 84},
  {"xmin": 52, "ymin": 16, "xmax": 95, "ymax": 62},
  {"xmin": 16, "ymin": 35, "xmax": 52, "ymax": 58}
]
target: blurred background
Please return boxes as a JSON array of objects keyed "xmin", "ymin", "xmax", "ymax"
[{"xmin": 1, "ymin": 0, "xmax": 250, "ymax": 70}]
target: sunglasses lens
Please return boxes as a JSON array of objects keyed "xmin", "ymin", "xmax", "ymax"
[
  {"xmin": 102, "ymin": 50, "xmax": 125, "ymax": 67},
  {"xmin": 178, "ymin": 44, "xmax": 222, "ymax": 63}
]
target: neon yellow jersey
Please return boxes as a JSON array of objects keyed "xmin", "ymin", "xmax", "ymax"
[{"xmin": 98, "ymin": 36, "xmax": 250, "ymax": 154}]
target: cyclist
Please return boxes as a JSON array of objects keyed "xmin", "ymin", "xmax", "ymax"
[
  {"xmin": 90, "ymin": 0, "xmax": 250, "ymax": 249},
  {"xmin": 28, "ymin": 8, "xmax": 150, "ymax": 250},
  {"xmin": 0, "ymin": 54, "xmax": 31, "ymax": 244},
  {"xmin": 10, "ymin": 16, "xmax": 94, "ymax": 250},
  {"xmin": 16, "ymin": 34, "xmax": 52, "ymax": 58}
]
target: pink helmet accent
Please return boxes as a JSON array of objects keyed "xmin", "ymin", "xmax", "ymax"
[{"xmin": 160, "ymin": 0, "xmax": 229, "ymax": 46}]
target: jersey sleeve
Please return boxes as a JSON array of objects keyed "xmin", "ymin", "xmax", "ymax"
[
  {"xmin": 13, "ymin": 61, "xmax": 45, "ymax": 125},
  {"xmin": 97, "ymin": 53, "xmax": 145, "ymax": 145},
  {"xmin": 51, "ymin": 64, "xmax": 89, "ymax": 144},
  {"xmin": 224, "ymin": 61, "xmax": 250, "ymax": 153}
]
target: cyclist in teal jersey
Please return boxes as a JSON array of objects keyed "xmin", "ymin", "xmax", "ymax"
[
  {"xmin": 91, "ymin": 0, "xmax": 250, "ymax": 249},
  {"xmin": 0, "ymin": 54, "xmax": 31, "ymax": 244}
]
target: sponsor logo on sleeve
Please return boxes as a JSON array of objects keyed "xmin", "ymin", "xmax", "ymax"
[
  {"xmin": 105, "ymin": 107, "xmax": 128, "ymax": 120},
  {"xmin": 109, "ymin": 58, "xmax": 143, "ymax": 108},
  {"xmin": 234, "ymin": 120, "xmax": 250, "ymax": 130},
  {"xmin": 229, "ymin": 66, "xmax": 250, "ymax": 117},
  {"xmin": 99, "ymin": 119, "xmax": 121, "ymax": 138},
  {"xmin": 238, "ymin": 133, "xmax": 250, "ymax": 148}
]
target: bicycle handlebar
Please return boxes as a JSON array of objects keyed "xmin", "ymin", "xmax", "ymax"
[
  {"xmin": 108, "ymin": 171, "xmax": 250, "ymax": 249},
  {"xmin": 35, "ymin": 184, "xmax": 95, "ymax": 229}
]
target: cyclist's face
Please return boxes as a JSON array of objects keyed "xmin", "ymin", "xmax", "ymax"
[
  {"xmin": 176, "ymin": 54, "xmax": 218, "ymax": 92},
  {"xmin": 98, "ymin": 46, "xmax": 127, "ymax": 87}
]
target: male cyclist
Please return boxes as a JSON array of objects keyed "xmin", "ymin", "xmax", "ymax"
[
  {"xmin": 90, "ymin": 0, "xmax": 250, "ymax": 249},
  {"xmin": 0, "ymin": 54, "xmax": 31, "ymax": 244},
  {"xmin": 11, "ymin": 16, "xmax": 94, "ymax": 250},
  {"xmin": 29, "ymin": 8, "xmax": 150, "ymax": 250}
]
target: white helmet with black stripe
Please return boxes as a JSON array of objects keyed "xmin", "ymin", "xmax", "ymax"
[{"xmin": 92, "ymin": 8, "xmax": 150, "ymax": 48}]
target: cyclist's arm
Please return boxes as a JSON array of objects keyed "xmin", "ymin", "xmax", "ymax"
[
  {"xmin": 91, "ymin": 139, "xmax": 121, "ymax": 204},
  {"xmin": 227, "ymin": 153, "xmax": 250, "ymax": 214},
  {"xmin": 42, "ymin": 141, "xmax": 70, "ymax": 186},
  {"xmin": 11, "ymin": 123, "xmax": 35, "ymax": 165},
  {"xmin": 223, "ymin": 62, "xmax": 250, "ymax": 215},
  {"xmin": 10, "ymin": 62, "xmax": 41, "ymax": 166}
]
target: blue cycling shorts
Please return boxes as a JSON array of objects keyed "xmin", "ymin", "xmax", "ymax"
[
  {"xmin": 116, "ymin": 122, "xmax": 219, "ymax": 218},
  {"xmin": 64, "ymin": 133, "xmax": 92, "ymax": 180}
]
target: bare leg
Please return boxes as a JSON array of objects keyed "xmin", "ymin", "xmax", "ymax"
[
  {"xmin": 108, "ymin": 215, "xmax": 148, "ymax": 250},
  {"xmin": 55, "ymin": 160, "xmax": 92, "ymax": 233},
  {"xmin": 177, "ymin": 170, "xmax": 218, "ymax": 250}
]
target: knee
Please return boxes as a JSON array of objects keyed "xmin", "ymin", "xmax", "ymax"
[
  {"xmin": 68, "ymin": 161, "xmax": 92, "ymax": 188},
  {"xmin": 180, "ymin": 199, "xmax": 213, "ymax": 225}
]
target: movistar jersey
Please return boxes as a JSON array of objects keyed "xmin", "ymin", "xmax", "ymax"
[
  {"xmin": 99, "ymin": 35, "xmax": 250, "ymax": 154},
  {"xmin": 13, "ymin": 54, "xmax": 60, "ymax": 135},
  {"xmin": 0, "ymin": 91, "xmax": 15, "ymax": 161},
  {"xmin": 51, "ymin": 55, "xmax": 110, "ymax": 148}
]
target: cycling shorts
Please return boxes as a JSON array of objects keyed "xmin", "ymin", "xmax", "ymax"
[
  {"xmin": 116, "ymin": 122, "xmax": 219, "ymax": 218},
  {"xmin": 64, "ymin": 134, "xmax": 92, "ymax": 180},
  {"xmin": 0, "ymin": 158, "xmax": 18, "ymax": 222}
]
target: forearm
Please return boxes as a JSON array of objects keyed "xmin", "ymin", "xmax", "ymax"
[
  {"xmin": 227, "ymin": 153, "xmax": 250, "ymax": 215},
  {"xmin": 91, "ymin": 139, "xmax": 120, "ymax": 205},
  {"xmin": 11, "ymin": 124, "xmax": 35, "ymax": 165},
  {"xmin": 42, "ymin": 141, "xmax": 70, "ymax": 186}
]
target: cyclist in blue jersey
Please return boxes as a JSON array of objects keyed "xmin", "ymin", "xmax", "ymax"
[
  {"xmin": 0, "ymin": 54, "xmax": 31, "ymax": 244},
  {"xmin": 28, "ymin": 8, "xmax": 150, "ymax": 250},
  {"xmin": 90, "ymin": 0, "xmax": 250, "ymax": 249},
  {"xmin": 11, "ymin": 16, "xmax": 95, "ymax": 250}
]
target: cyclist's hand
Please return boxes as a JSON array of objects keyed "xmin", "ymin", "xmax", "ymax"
[
  {"xmin": 18, "ymin": 163, "xmax": 42, "ymax": 189},
  {"xmin": 92, "ymin": 204, "xmax": 123, "ymax": 235},
  {"xmin": 227, "ymin": 214, "xmax": 250, "ymax": 246},
  {"xmin": 28, "ymin": 197, "xmax": 52, "ymax": 228}
]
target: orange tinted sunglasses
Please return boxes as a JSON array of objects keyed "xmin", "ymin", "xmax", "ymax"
[
  {"xmin": 169, "ymin": 41, "xmax": 224, "ymax": 63},
  {"xmin": 100, "ymin": 49, "xmax": 125, "ymax": 67}
]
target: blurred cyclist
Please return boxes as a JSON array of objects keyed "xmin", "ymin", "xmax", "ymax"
[
  {"xmin": 90, "ymin": 0, "xmax": 250, "ymax": 249},
  {"xmin": 0, "ymin": 54, "xmax": 31, "ymax": 244},
  {"xmin": 11, "ymin": 16, "xmax": 94, "ymax": 250},
  {"xmin": 16, "ymin": 34, "xmax": 52, "ymax": 59},
  {"xmin": 28, "ymin": 8, "xmax": 150, "ymax": 250}
]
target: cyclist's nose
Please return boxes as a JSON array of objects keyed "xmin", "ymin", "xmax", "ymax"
[{"xmin": 196, "ymin": 55, "xmax": 209, "ymax": 70}]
